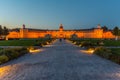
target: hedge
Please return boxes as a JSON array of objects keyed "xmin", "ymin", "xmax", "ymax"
[
  {"xmin": 94, "ymin": 47, "xmax": 120, "ymax": 64},
  {"xmin": 0, "ymin": 48, "xmax": 29, "ymax": 64}
]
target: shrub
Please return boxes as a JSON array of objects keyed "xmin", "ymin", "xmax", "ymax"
[
  {"xmin": 1, "ymin": 49, "xmax": 19, "ymax": 60},
  {"xmin": 109, "ymin": 54, "xmax": 120, "ymax": 64},
  {"xmin": 94, "ymin": 47, "xmax": 112, "ymax": 59},
  {"xmin": 109, "ymin": 50, "xmax": 120, "ymax": 64},
  {"xmin": 0, "ymin": 55, "xmax": 9, "ymax": 64},
  {"xmin": 47, "ymin": 40, "xmax": 52, "ymax": 43},
  {"xmin": 33, "ymin": 43, "xmax": 42, "ymax": 47},
  {"xmin": 75, "ymin": 41, "xmax": 81, "ymax": 45},
  {"xmin": 42, "ymin": 42, "xmax": 47, "ymax": 45},
  {"xmin": 28, "ymin": 46, "xmax": 35, "ymax": 50},
  {"xmin": 0, "ymin": 47, "xmax": 29, "ymax": 65},
  {"xmin": 0, "ymin": 50, "xmax": 5, "ymax": 55},
  {"xmin": 16, "ymin": 47, "xmax": 29, "ymax": 56},
  {"xmin": 0, "ymin": 48, "xmax": 28, "ymax": 61},
  {"xmin": 96, "ymin": 41, "xmax": 104, "ymax": 46},
  {"xmin": 80, "ymin": 41, "xmax": 93, "ymax": 48},
  {"xmin": 72, "ymin": 40, "xmax": 76, "ymax": 43}
]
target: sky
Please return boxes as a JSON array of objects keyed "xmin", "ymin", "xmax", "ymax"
[{"xmin": 0, "ymin": 0, "xmax": 120, "ymax": 29}]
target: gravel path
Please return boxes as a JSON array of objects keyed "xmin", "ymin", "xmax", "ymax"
[{"xmin": 0, "ymin": 40, "xmax": 120, "ymax": 80}]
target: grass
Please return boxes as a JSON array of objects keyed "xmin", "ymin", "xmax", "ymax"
[
  {"xmin": 93, "ymin": 47, "xmax": 120, "ymax": 64},
  {"xmin": 0, "ymin": 40, "xmax": 35, "ymax": 46},
  {"xmin": 103, "ymin": 40, "xmax": 120, "ymax": 46},
  {"xmin": 0, "ymin": 38, "xmax": 51, "ymax": 46},
  {"xmin": 110, "ymin": 48, "xmax": 120, "ymax": 55},
  {"xmin": 70, "ymin": 38, "xmax": 120, "ymax": 46}
]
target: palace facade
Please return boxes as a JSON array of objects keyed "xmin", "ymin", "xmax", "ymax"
[{"xmin": 7, "ymin": 24, "xmax": 115, "ymax": 39}]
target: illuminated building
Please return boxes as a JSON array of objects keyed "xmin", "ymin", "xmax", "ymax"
[{"xmin": 7, "ymin": 24, "xmax": 115, "ymax": 39}]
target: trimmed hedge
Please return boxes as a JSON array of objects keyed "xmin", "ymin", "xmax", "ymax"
[
  {"xmin": 80, "ymin": 41, "xmax": 93, "ymax": 48},
  {"xmin": 0, "ymin": 55, "xmax": 9, "ymax": 64},
  {"xmin": 94, "ymin": 47, "xmax": 120, "ymax": 64},
  {"xmin": 94, "ymin": 47, "xmax": 112, "ymax": 59},
  {"xmin": 33, "ymin": 38, "xmax": 54, "ymax": 46},
  {"xmin": 69, "ymin": 38, "xmax": 105, "ymax": 47},
  {"xmin": 109, "ymin": 54, "xmax": 120, "ymax": 64},
  {"xmin": 0, "ymin": 48, "xmax": 29, "ymax": 64}
]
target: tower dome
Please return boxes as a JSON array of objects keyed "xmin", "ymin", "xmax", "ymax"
[
  {"xmin": 97, "ymin": 24, "xmax": 101, "ymax": 29},
  {"xmin": 59, "ymin": 24, "xmax": 63, "ymax": 29},
  {"xmin": 23, "ymin": 24, "xmax": 25, "ymax": 29},
  {"xmin": 59, "ymin": 24, "xmax": 64, "ymax": 31}
]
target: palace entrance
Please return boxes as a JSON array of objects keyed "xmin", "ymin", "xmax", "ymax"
[{"xmin": 59, "ymin": 34, "xmax": 64, "ymax": 38}]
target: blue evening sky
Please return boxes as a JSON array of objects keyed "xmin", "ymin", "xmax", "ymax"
[{"xmin": 0, "ymin": 0, "xmax": 120, "ymax": 29}]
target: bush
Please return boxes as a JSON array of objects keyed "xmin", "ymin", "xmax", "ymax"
[
  {"xmin": 109, "ymin": 54, "xmax": 120, "ymax": 64},
  {"xmin": 42, "ymin": 42, "xmax": 47, "ymax": 45},
  {"xmin": 72, "ymin": 40, "xmax": 76, "ymax": 43},
  {"xmin": 94, "ymin": 47, "xmax": 112, "ymax": 59},
  {"xmin": 33, "ymin": 43, "xmax": 42, "ymax": 47},
  {"xmin": 21, "ymin": 47, "xmax": 29, "ymax": 53},
  {"xmin": 1, "ymin": 49, "xmax": 19, "ymax": 60},
  {"xmin": 27, "ymin": 46, "xmax": 35, "ymax": 50},
  {"xmin": 80, "ymin": 41, "xmax": 93, "ymax": 48},
  {"xmin": 96, "ymin": 41, "xmax": 104, "ymax": 46},
  {"xmin": 15, "ymin": 47, "xmax": 29, "ymax": 56},
  {"xmin": 0, "ymin": 47, "xmax": 28, "ymax": 64},
  {"xmin": 0, "ymin": 55, "xmax": 9, "ymax": 64},
  {"xmin": 75, "ymin": 42, "xmax": 81, "ymax": 45},
  {"xmin": 109, "ymin": 50, "xmax": 120, "ymax": 64},
  {"xmin": 47, "ymin": 40, "xmax": 52, "ymax": 43}
]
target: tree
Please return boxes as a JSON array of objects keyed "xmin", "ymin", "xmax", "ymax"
[
  {"xmin": 113, "ymin": 26, "xmax": 119, "ymax": 40},
  {"xmin": 3, "ymin": 26, "xmax": 9, "ymax": 35},
  {"xmin": 2, "ymin": 26, "xmax": 9, "ymax": 39},
  {"xmin": 0, "ymin": 25, "xmax": 9, "ymax": 39},
  {"xmin": 102, "ymin": 26, "xmax": 108, "ymax": 31},
  {"xmin": 0, "ymin": 25, "xmax": 3, "ymax": 36}
]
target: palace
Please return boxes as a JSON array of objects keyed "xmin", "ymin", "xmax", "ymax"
[{"xmin": 7, "ymin": 24, "xmax": 115, "ymax": 39}]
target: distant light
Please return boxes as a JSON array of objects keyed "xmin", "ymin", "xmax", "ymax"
[
  {"xmin": 79, "ymin": 44, "xmax": 82, "ymax": 47},
  {"xmin": 73, "ymin": 42, "xmax": 76, "ymax": 44},
  {"xmin": 87, "ymin": 49, "xmax": 94, "ymax": 54},
  {"xmin": 80, "ymin": 49, "xmax": 94, "ymax": 54},
  {"xmin": 29, "ymin": 49, "xmax": 45, "ymax": 54}
]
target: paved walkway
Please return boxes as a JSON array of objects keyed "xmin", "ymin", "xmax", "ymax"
[{"xmin": 0, "ymin": 40, "xmax": 120, "ymax": 80}]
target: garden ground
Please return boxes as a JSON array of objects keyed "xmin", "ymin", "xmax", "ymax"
[{"xmin": 0, "ymin": 40, "xmax": 120, "ymax": 80}]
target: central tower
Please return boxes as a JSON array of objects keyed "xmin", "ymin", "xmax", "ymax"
[
  {"xmin": 59, "ymin": 24, "xmax": 64, "ymax": 38},
  {"xmin": 59, "ymin": 24, "xmax": 64, "ymax": 32}
]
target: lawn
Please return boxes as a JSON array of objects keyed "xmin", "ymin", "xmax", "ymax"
[
  {"xmin": 70, "ymin": 38, "xmax": 120, "ymax": 46},
  {"xmin": 103, "ymin": 40, "xmax": 120, "ymax": 46},
  {"xmin": 0, "ymin": 38, "xmax": 50, "ymax": 46},
  {"xmin": 110, "ymin": 48, "xmax": 120, "ymax": 55}
]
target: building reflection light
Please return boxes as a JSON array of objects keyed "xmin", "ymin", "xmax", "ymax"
[
  {"xmin": 116, "ymin": 73, "xmax": 120, "ymax": 77},
  {"xmin": 0, "ymin": 66, "xmax": 11, "ymax": 78}
]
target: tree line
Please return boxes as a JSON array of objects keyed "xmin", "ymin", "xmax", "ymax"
[
  {"xmin": 102, "ymin": 26, "xmax": 120, "ymax": 40},
  {"xmin": 113, "ymin": 26, "xmax": 120, "ymax": 40},
  {"xmin": 0, "ymin": 25, "xmax": 9, "ymax": 39}
]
